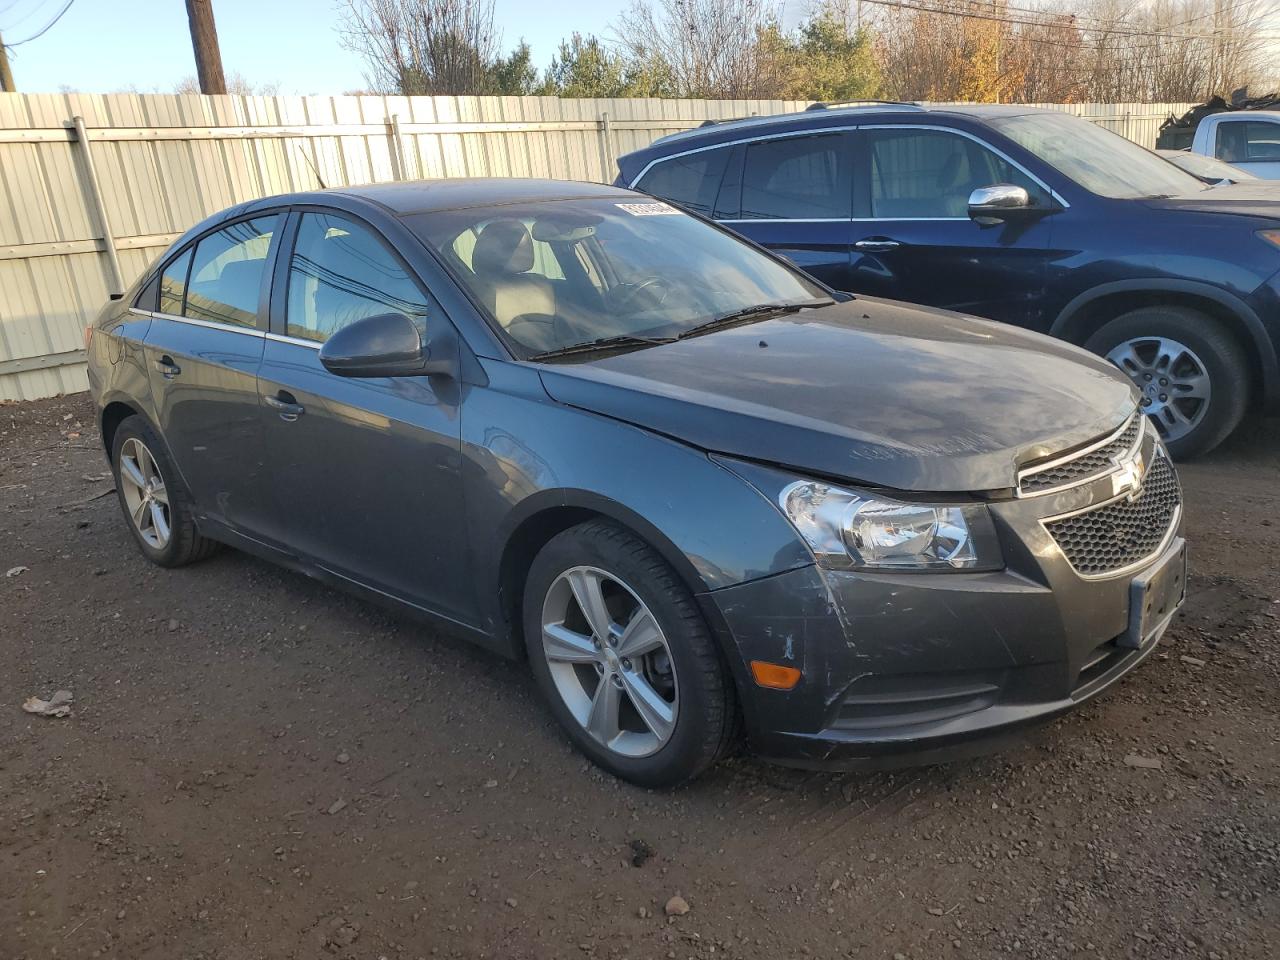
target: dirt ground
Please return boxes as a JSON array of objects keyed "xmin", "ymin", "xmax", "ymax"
[{"xmin": 1, "ymin": 393, "xmax": 1277, "ymax": 960}]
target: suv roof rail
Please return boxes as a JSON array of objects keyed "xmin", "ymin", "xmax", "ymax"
[{"xmin": 805, "ymin": 100, "xmax": 923, "ymax": 111}]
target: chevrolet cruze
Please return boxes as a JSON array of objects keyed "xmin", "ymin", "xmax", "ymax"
[{"xmin": 86, "ymin": 179, "xmax": 1187, "ymax": 786}]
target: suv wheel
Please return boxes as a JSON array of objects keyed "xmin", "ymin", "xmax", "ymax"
[
  {"xmin": 523, "ymin": 520, "xmax": 737, "ymax": 787},
  {"xmin": 1085, "ymin": 306, "xmax": 1248, "ymax": 459},
  {"xmin": 110, "ymin": 415, "xmax": 220, "ymax": 567}
]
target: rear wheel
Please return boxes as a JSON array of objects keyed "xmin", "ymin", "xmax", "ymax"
[
  {"xmin": 1085, "ymin": 306, "xmax": 1248, "ymax": 459},
  {"xmin": 523, "ymin": 520, "xmax": 737, "ymax": 787},
  {"xmin": 110, "ymin": 415, "xmax": 220, "ymax": 567}
]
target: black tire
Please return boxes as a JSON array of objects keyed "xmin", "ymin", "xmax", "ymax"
[
  {"xmin": 1085, "ymin": 306, "xmax": 1249, "ymax": 459},
  {"xmin": 522, "ymin": 520, "xmax": 738, "ymax": 787},
  {"xmin": 110, "ymin": 415, "xmax": 220, "ymax": 567}
]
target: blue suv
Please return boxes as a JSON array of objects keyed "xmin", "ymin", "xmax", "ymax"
[{"xmin": 615, "ymin": 103, "xmax": 1280, "ymax": 457}]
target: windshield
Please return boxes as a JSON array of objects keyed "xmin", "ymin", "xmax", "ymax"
[
  {"xmin": 1163, "ymin": 151, "xmax": 1254, "ymax": 182},
  {"xmin": 409, "ymin": 198, "xmax": 828, "ymax": 358},
  {"xmin": 990, "ymin": 112, "xmax": 1206, "ymax": 200}
]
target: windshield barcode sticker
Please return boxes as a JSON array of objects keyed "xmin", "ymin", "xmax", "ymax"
[{"xmin": 615, "ymin": 201, "xmax": 680, "ymax": 216}]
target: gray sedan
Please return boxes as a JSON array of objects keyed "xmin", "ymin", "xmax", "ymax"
[{"xmin": 86, "ymin": 179, "xmax": 1186, "ymax": 785}]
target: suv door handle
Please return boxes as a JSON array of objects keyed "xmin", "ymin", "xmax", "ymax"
[
  {"xmin": 155, "ymin": 355, "xmax": 181, "ymax": 379},
  {"xmin": 854, "ymin": 238, "xmax": 902, "ymax": 252},
  {"xmin": 264, "ymin": 390, "xmax": 305, "ymax": 421}
]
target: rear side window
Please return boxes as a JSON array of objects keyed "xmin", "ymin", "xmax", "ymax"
[
  {"xmin": 285, "ymin": 212, "xmax": 428, "ymax": 344},
  {"xmin": 158, "ymin": 248, "xmax": 192, "ymax": 315},
  {"xmin": 740, "ymin": 134, "xmax": 849, "ymax": 220},
  {"xmin": 634, "ymin": 146, "xmax": 732, "ymax": 216},
  {"xmin": 184, "ymin": 215, "xmax": 279, "ymax": 328},
  {"xmin": 1216, "ymin": 120, "xmax": 1280, "ymax": 163},
  {"xmin": 867, "ymin": 129, "xmax": 1044, "ymax": 218}
]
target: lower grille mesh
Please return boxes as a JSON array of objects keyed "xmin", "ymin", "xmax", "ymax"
[{"xmin": 1045, "ymin": 455, "xmax": 1180, "ymax": 576}]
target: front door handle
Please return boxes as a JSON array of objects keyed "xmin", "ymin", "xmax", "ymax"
[
  {"xmin": 264, "ymin": 390, "xmax": 305, "ymax": 421},
  {"xmin": 155, "ymin": 355, "xmax": 181, "ymax": 379},
  {"xmin": 854, "ymin": 238, "xmax": 902, "ymax": 252}
]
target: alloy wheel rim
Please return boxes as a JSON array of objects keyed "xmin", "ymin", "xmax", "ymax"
[
  {"xmin": 118, "ymin": 437, "xmax": 172, "ymax": 549},
  {"xmin": 540, "ymin": 566, "xmax": 678, "ymax": 758},
  {"xmin": 1105, "ymin": 336, "xmax": 1211, "ymax": 443}
]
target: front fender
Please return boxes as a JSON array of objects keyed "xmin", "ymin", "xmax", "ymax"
[
  {"xmin": 460, "ymin": 361, "xmax": 812, "ymax": 644},
  {"xmin": 1050, "ymin": 277, "xmax": 1279, "ymax": 407}
]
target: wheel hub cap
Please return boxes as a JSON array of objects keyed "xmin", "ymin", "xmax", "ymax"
[
  {"xmin": 1105, "ymin": 336, "xmax": 1210, "ymax": 444},
  {"xmin": 118, "ymin": 437, "xmax": 172, "ymax": 549},
  {"xmin": 540, "ymin": 566, "xmax": 678, "ymax": 758}
]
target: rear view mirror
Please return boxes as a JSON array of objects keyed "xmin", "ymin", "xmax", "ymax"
[
  {"xmin": 968, "ymin": 184, "xmax": 1034, "ymax": 224},
  {"xmin": 318, "ymin": 312, "xmax": 456, "ymax": 379}
]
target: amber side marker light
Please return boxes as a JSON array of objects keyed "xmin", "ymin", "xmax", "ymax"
[{"xmin": 750, "ymin": 660, "xmax": 802, "ymax": 690}]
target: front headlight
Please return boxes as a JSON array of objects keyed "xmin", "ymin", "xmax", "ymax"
[{"xmin": 779, "ymin": 480, "xmax": 1002, "ymax": 571}]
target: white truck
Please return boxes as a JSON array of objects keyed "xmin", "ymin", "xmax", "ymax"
[{"xmin": 1189, "ymin": 110, "xmax": 1280, "ymax": 178}]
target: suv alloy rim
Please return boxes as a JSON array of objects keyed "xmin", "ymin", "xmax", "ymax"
[
  {"xmin": 540, "ymin": 566, "xmax": 679, "ymax": 758},
  {"xmin": 1106, "ymin": 336, "xmax": 1211, "ymax": 443},
  {"xmin": 118, "ymin": 437, "xmax": 172, "ymax": 549}
]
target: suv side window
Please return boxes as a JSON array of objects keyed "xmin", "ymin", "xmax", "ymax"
[
  {"xmin": 1216, "ymin": 120, "xmax": 1280, "ymax": 163},
  {"xmin": 634, "ymin": 146, "xmax": 732, "ymax": 216},
  {"xmin": 285, "ymin": 212, "xmax": 429, "ymax": 344},
  {"xmin": 866, "ymin": 128, "xmax": 1046, "ymax": 219},
  {"xmin": 740, "ymin": 134, "xmax": 848, "ymax": 220},
  {"xmin": 184, "ymin": 215, "xmax": 279, "ymax": 328}
]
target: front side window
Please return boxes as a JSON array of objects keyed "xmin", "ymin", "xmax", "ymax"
[
  {"xmin": 184, "ymin": 215, "xmax": 279, "ymax": 328},
  {"xmin": 1216, "ymin": 120, "xmax": 1280, "ymax": 163},
  {"xmin": 867, "ymin": 129, "xmax": 1046, "ymax": 218},
  {"xmin": 990, "ymin": 112, "xmax": 1202, "ymax": 200},
  {"xmin": 410, "ymin": 198, "xmax": 828, "ymax": 358},
  {"xmin": 740, "ymin": 135, "xmax": 848, "ymax": 219},
  {"xmin": 634, "ymin": 146, "xmax": 732, "ymax": 216},
  {"xmin": 285, "ymin": 212, "xmax": 429, "ymax": 344}
]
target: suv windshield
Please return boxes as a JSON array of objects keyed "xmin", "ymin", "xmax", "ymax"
[
  {"xmin": 410, "ymin": 198, "xmax": 828, "ymax": 358},
  {"xmin": 990, "ymin": 112, "xmax": 1205, "ymax": 200}
]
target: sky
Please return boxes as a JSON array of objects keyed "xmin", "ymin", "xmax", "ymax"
[{"xmin": 0, "ymin": 0, "xmax": 633, "ymax": 94}]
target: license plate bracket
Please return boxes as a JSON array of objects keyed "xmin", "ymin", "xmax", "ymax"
[{"xmin": 1121, "ymin": 538, "xmax": 1188, "ymax": 650}]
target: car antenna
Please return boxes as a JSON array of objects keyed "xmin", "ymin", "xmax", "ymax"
[{"xmin": 292, "ymin": 141, "xmax": 328, "ymax": 189}]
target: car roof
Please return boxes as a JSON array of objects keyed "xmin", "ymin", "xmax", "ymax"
[
  {"xmin": 322, "ymin": 178, "xmax": 635, "ymax": 216},
  {"xmin": 639, "ymin": 102, "xmax": 1054, "ymax": 153}
]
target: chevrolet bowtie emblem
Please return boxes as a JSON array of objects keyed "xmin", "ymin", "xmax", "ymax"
[{"xmin": 1110, "ymin": 448, "xmax": 1147, "ymax": 502}]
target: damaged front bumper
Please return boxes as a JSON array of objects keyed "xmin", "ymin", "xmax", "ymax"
[{"xmin": 702, "ymin": 477, "xmax": 1188, "ymax": 770}]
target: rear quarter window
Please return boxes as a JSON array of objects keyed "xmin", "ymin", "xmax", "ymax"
[{"xmin": 634, "ymin": 146, "xmax": 732, "ymax": 216}]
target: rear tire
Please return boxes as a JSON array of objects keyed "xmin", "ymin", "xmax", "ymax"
[
  {"xmin": 110, "ymin": 415, "xmax": 220, "ymax": 568},
  {"xmin": 1085, "ymin": 306, "xmax": 1248, "ymax": 459},
  {"xmin": 522, "ymin": 520, "xmax": 737, "ymax": 787}
]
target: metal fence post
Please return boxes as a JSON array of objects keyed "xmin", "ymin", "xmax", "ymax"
[
  {"xmin": 389, "ymin": 113, "xmax": 408, "ymax": 181},
  {"xmin": 71, "ymin": 115, "xmax": 125, "ymax": 296},
  {"xmin": 597, "ymin": 111, "xmax": 614, "ymax": 184}
]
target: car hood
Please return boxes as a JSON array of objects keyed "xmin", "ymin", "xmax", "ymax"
[
  {"xmin": 536, "ymin": 298, "xmax": 1137, "ymax": 493},
  {"xmin": 1142, "ymin": 180, "xmax": 1280, "ymax": 220}
]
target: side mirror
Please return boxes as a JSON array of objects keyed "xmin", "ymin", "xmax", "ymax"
[
  {"xmin": 968, "ymin": 184, "xmax": 1034, "ymax": 224},
  {"xmin": 318, "ymin": 312, "xmax": 456, "ymax": 379}
]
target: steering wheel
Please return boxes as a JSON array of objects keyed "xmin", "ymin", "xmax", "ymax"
[{"xmin": 612, "ymin": 277, "xmax": 670, "ymax": 314}]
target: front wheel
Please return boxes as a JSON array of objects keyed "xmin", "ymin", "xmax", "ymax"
[
  {"xmin": 522, "ymin": 520, "xmax": 737, "ymax": 787},
  {"xmin": 1085, "ymin": 306, "xmax": 1248, "ymax": 459}
]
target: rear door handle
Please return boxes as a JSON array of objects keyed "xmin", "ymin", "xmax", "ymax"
[
  {"xmin": 155, "ymin": 355, "xmax": 181, "ymax": 379},
  {"xmin": 854, "ymin": 238, "xmax": 902, "ymax": 252},
  {"xmin": 264, "ymin": 390, "xmax": 305, "ymax": 421}
]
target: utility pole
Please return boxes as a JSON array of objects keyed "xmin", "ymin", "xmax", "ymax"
[
  {"xmin": 0, "ymin": 32, "xmax": 15, "ymax": 93},
  {"xmin": 184, "ymin": 0, "xmax": 227, "ymax": 94}
]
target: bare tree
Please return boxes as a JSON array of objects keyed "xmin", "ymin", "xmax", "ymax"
[
  {"xmin": 174, "ymin": 71, "xmax": 281, "ymax": 96},
  {"xmin": 339, "ymin": 0, "xmax": 502, "ymax": 95},
  {"xmin": 613, "ymin": 0, "xmax": 786, "ymax": 98}
]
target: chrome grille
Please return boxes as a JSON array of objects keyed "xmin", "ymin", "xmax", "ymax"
[
  {"xmin": 1044, "ymin": 454, "xmax": 1181, "ymax": 577},
  {"xmin": 1019, "ymin": 415, "xmax": 1143, "ymax": 496}
]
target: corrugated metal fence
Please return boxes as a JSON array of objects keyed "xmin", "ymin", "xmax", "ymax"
[{"xmin": 0, "ymin": 93, "xmax": 1193, "ymax": 402}]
